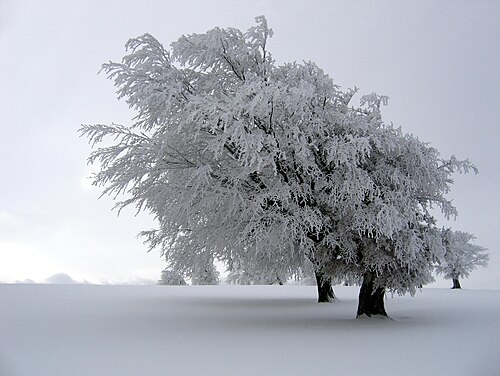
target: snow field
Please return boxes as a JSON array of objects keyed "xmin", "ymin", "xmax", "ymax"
[{"xmin": 0, "ymin": 284, "xmax": 499, "ymax": 376}]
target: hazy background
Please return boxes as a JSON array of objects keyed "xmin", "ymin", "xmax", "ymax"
[{"xmin": 0, "ymin": 0, "xmax": 498, "ymax": 287}]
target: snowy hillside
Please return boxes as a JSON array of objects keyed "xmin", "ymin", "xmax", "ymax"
[{"xmin": 1, "ymin": 285, "xmax": 499, "ymax": 376}]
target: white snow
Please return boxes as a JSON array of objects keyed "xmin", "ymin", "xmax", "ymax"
[{"xmin": 1, "ymin": 284, "xmax": 499, "ymax": 376}]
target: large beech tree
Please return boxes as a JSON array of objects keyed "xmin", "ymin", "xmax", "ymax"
[{"xmin": 81, "ymin": 17, "xmax": 476, "ymax": 317}]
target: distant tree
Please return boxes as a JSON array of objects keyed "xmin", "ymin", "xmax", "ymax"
[
  {"xmin": 226, "ymin": 251, "xmax": 289, "ymax": 285},
  {"xmin": 158, "ymin": 269, "xmax": 187, "ymax": 285},
  {"xmin": 226, "ymin": 269, "xmax": 285, "ymax": 285},
  {"xmin": 80, "ymin": 16, "xmax": 476, "ymax": 317},
  {"xmin": 437, "ymin": 229, "xmax": 488, "ymax": 289},
  {"xmin": 191, "ymin": 253, "xmax": 220, "ymax": 285}
]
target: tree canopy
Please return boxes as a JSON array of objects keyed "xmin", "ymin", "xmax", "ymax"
[{"xmin": 81, "ymin": 16, "xmax": 478, "ymax": 316}]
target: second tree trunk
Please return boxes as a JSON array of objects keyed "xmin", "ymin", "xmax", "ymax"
[
  {"xmin": 451, "ymin": 278, "xmax": 461, "ymax": 289},
  {"xmin": 315, "ymin": 271, "xmax": 335, "ymax": 303},
  {"xmin": 356, "ymin": 271, "xmax": 387, "ymax": 317}
]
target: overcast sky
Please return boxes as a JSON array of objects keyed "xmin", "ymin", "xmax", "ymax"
[{"xmin": 0, "ymin": 0, "xmax": 499, "ymax": 287}]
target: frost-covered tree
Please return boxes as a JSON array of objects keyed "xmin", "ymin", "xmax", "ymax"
[
  {"xmin": 437, "ymin": 229, "xmax": 488, "ymax": 289},
  {"xmin": 161, "ymin": 241, "xmax": 220, "ymax": 285},
  {"xmin": 226, "ymin": 250, "xmax": 289, "ymax": 285},
  {"xmin": 226, "ymin": 269, "xmax": 285, "ymax": 285},
  {"xmin": 80, "ymin": 16, "xmax": 343, "ymax": 302},
  {"xmin": 337, "ymin": 114, "xmax": 477, "ymax": 317},
  {"xmin": 191, "ymin": 253, "xmax": 220, "ymax": 285},
  {"xmin": 80, "ymin": 16, "xmax": 476, "ymax": 317},
  {"xmin": 158, "ymin": 268, "xmax": 187, "ymax": 285},
  {"xmin": 158, "ymin": 255, "xmax": 218, "ymax": 285}
]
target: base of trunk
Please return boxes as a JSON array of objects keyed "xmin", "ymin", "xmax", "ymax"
[
  {"xmin": 315, "ymin": 273, "xmax": 335, "ymax": 303},
  {"xmin": 356, "ymin": 272, "xmax": 387, "ymax": 318},
  {"xmin": 451, "ymin": 278, "xmax": 462, "ymax": 289}
]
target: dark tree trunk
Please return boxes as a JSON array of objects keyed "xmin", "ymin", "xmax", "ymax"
[
  {"xmin": 451, "ymin": 278, "xmax": 461, "ymax": 289},
  {"xmin": 356, "ymin": 271, "xmax": 387, "ymax": 318},
  {"xmin": 315, "ymin": 271, "xmax": 335, "ymax": 303}
]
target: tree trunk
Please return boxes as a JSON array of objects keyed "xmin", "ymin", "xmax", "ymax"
[
  {"xmin": 451, "ymin": 278, "xmax": 461, "ymax": 289},
  {"xmin": 315, "ymin": 271, "xmax": 335, "ymax": 303},
  {"xmin": 356, "ymin": 271, "xmax": 387, "ymax": 318}
]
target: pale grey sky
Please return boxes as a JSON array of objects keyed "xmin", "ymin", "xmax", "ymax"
[{"xmin": 0, "ymin": 0, "xmax": 499, "ymax": 287}]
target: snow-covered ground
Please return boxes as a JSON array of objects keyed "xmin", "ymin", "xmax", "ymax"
[{"xmin": 1, "ymin": 284, "xmax": 498, "ymax": 376}]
